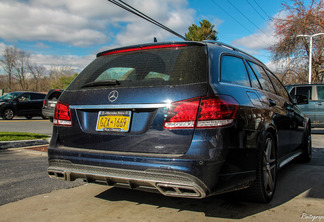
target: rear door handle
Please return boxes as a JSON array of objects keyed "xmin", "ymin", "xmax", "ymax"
[
  {"xmin": 269, "ymin": 99, "xmax": 276, "ymax": 107},
  {"xmin": 317, "ymin": 102, "xmax": 322, "ymax": 105}
]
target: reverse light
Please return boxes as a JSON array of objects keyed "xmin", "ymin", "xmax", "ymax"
[
  {"xmin": 53, "ymin": 101, "xmax": 72, "ymax": 126},
  {"xmin": 163, "ymin": 95, "xmax": 239, "ymax": 129}
]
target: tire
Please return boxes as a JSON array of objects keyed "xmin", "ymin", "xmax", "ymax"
[
  {"xmin": 3, "ymin": 108, "xmax": 15, "ymax": 120},
  {"xmin": 25, "ymin": 116, "xmax": 33, "ymax": 119},
  {"xmin": 298, "ymin": 125, "xmax": 312, "ymax": 163},
  {"xmin": 242, "ymin": 132, "xmax": 277, "ymax": 203}
]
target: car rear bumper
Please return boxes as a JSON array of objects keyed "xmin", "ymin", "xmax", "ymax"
[
  {"xmin": 42, "ymin": 108, "xmax": 54, "ymax": 118},
  {"xmin": 47, "ymin": 143, "xmax": 258, "ymax": 198},
  {"xmin": 48, "ymin": 159, "xmax": 210, "ymax": 198}
]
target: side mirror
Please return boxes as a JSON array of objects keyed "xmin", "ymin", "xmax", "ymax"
[{"xmin": 295, "ymin": 95, "xmax": 309, "ymax": 105}]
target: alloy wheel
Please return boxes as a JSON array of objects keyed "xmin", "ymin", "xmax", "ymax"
[
  {"xmin": 4, "ymin": 109, "xmax": 14, "ymax": 120},
  {"xmin": 263, "ymin": 137, "xmax": 276, "ymax": 196}
]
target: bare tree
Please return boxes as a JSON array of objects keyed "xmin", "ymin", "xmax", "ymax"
[
  {"xmin": 28, "ymin": 63, "xmax": 46, "ymax": 91},
  {"xmin": 48, "ymin": 65, "xmax": 76, "ymax": 89},
  {"xmin": 0, "ymin": 46, "xmax": 18, "ymax": 92},
  {"xmin": 270, "ymin": 0, "xmax": 324, "ymax": 83},
  {"xmin": 13, "ymin": 50, "xmax": 30, "ymax": 90}
]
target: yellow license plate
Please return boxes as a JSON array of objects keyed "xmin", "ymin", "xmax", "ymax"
[{"xmin": 96, "ymin": 111, "xmax": 131, "ymax": 132}]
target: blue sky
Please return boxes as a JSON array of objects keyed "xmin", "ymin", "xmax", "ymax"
[{"xmin": 0, "ymin": 0, "xmax": 309, "ymax": 73}]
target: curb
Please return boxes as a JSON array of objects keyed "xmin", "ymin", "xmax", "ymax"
[{"xmin": 0, "ymin": 138, "xmax": 50, "ymax": 149}]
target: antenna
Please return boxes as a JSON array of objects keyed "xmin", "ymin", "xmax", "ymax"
[{"xmin": 107, "ymin": 0, "xmax": 188, "ymax": 41}]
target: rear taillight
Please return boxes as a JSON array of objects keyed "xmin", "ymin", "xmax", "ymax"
[
  {"xmin": 163, "ymin": 97, "xmax": 200, "ymax": 129},
  {"xmin": 53, "ymin": 101, "xmax": 72, "ymax": 126},
  {"xmin": 163, "ymin": 95, "xmax": 239, "ymax": 129},
  {"xmin": 42, "ymin": 100, "xmax": 45, "ymax": 108}
]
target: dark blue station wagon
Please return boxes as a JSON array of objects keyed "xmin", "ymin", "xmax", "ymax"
[{"xmin": 48, "ymin": 41, "xmax": 311, "ymax": 203}]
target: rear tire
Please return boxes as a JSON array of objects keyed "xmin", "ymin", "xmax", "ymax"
[
  {"xmin": 3, "ymin": 108, "xmax": 15, "ymax": 120},
  {"xmin": 241, "ymin": 132, "xmax": 277, "ymax": 203}
]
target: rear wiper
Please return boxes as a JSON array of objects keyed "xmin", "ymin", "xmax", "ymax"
[{"xmin": 81, "ymin": 79, "xmax": 121, "ymax": 88}]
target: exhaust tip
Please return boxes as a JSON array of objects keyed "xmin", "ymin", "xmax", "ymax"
[
  {"xmin": 155, "ymin": 183, "xmax": 205, "ymax": 198},
  {"xmin": 48, "ymin": 170, "xmax": 66, "ymax": 180}
]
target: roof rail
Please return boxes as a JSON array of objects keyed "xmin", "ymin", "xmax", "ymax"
[{"xmin": 203, "ymin": 40, "xmax": 263, "ymax": 64}]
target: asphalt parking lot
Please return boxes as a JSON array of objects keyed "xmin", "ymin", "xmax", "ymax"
[
  {"xmin": 0, "ymin": 130, "xmax": 323, "ymax": 222},
  {"xmin": 0, "ymin": 117, "xmax": 53, "ymax": 135}
]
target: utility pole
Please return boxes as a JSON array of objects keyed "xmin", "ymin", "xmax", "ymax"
[{"xmin": 297, "ymin": 33, "xmax": 324, "ymax": 84}]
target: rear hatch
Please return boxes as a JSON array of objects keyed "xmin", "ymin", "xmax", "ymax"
[{"xmin": 55, "ymin": 42, "xmax": 209, "ymax": 155}]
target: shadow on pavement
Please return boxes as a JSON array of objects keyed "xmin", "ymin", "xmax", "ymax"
[{"xmin": 95, "ymin": 156, "xmax": 324, "ymax": 220}]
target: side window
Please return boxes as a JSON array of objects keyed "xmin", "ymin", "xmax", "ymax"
[
  {"xmin": 289, "ymin": 87, "xmax": 296, "ymax": 98},
  {"xmin": 248, "ymin": 62, "xmax": 276, "ymax": 94},
  {"xmin": 31, "ymin": 93, "xmax": 45, "ymax": 100},
  {"xmin": 317, "ymin": 86, "xmax": 324, "ymax": 100},
  {"xmin": 246, "ymin": 62, "xmax": 262, "ymax": 89},
  {"xmin": 221, "ymin": 56, "xmax": 250, "ymax": 87},
  {"xmin": 18, "ymin": 93, "xmax": 31, "ymax": 101},
  {"xmin": 267, "ymin": 71, "xmax": 290, "ymax": 100},
  {"xmin": 296, "ymin": 86, "xmax": 312, "ymax": 100}
]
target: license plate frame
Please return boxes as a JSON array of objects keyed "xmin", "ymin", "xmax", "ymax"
[{"xmin": 96, "ymin": 110, "xmax": 132, "ymax": 132}]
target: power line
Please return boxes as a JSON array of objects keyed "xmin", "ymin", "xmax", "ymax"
[
  {"xmin": 107, "ymin": 0, "xmax": 187, "ymax": 40},
  {"xmin": 252, "ymin": 0, "xmax": 272, "ymax": 20},
  {"xmin": 246, "ymin": 0, "xmax": 271, "ymax": 25},
  {"xmin": 226, "ymin": 0, "xmax": 270, "ymax": 37},
  {"xmin": 209, "ymin": 0, "xmax": 254, "ymax": 34},
  {"xmin": 209, "ymin": 0, "xmax": 273, "ymax": 50}
]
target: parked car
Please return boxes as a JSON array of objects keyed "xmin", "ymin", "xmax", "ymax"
[
  {"xmin": 47, "ymin": 41, "xmax": 311, "ymax": 203},
  {"xmin": 42, "ymin": 89, "xmax": 64, "ymax": 122},
  {"xmin": 0, "ymin": 91, "xmax": 46, "ymax": 120},
  {"xmin": 286, "ymin": 84, "xmax": 324, "ymax": 128}
]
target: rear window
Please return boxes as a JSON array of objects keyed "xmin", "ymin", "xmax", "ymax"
[{"xmin": 68, "ymin": 45, "xmax": 207, "ymax": 90}]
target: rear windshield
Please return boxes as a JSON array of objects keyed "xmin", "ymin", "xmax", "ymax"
[{"xmin": 68, "ymin": 45, "xmax": 208, "ymax": 90}]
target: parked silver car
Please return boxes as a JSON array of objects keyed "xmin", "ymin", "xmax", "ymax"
[{"xmin": 286, "ymin": 84, "xmax": 324, "ymax": 127}]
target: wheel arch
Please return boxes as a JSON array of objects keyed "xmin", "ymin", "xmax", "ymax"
[{"xmin": 258, "ymin": 124, "xmax": 278, "ymax": 153}]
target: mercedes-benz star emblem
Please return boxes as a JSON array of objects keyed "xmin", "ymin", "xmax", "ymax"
[{"xmin": 108, "ymin": 90, "xmax": 119, "ymax": 103}]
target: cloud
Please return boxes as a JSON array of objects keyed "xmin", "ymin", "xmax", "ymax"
[
  {"xmin": 230, "ymin": 10, "xmax": 292, "ymax": 53},
  {"xmin": 231, "ymin": 23, "xmax": 279, "ymax": 52},
  {"xmin": 29, "ymin": 53, "xmax": 95, "ymax": 72},
  {"xmin": 0, "ymin": 1, "xmax": 109, "ymax": 46},
  {"xmin": 0, "ymin": 0, "xmax": 194, "ymax": 47},
  {"xmin": 0, "ymin": 0, "xmax": 195, "ymax": 72},
  {"xmin": 113, "ymin": 1, "xmax": 195, "ymax": 46}
]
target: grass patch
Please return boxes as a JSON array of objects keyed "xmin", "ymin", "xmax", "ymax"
[{"xmin": 0, "ymin": 132, "xmax": 49, "ymax": 141}]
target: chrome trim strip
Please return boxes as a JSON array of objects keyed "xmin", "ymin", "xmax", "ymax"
[
  {"xmin": 69, "ymin": 103, "xmax": 168, "ymax": 109},
  {"xmin": 57, "ymin": 146, "xmax": 183, "ymax": 158},
  {"xmin": 279, "ymin": 151, "xmax": 303, "ymax": 168}
]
